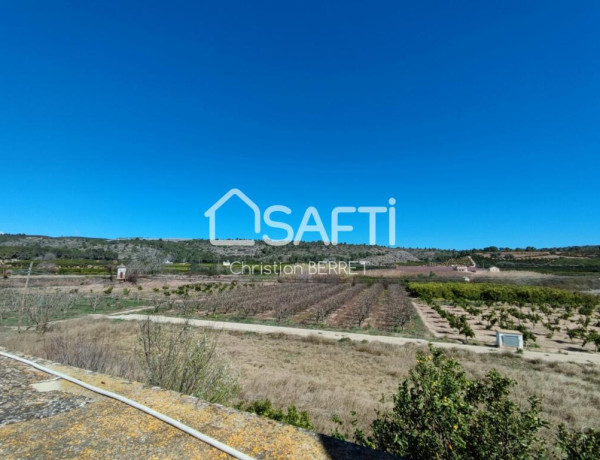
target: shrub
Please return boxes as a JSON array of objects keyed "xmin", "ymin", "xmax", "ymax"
[
  {"xmin": 237, "ymin": 399, "xmax": 313, "ymax": 430},
  {"xmin": 43, "ymin": 333, "xmax": 116, "ymax": 373},
  {"xmin": 126, "ymin": 270, "xmax": 139, "ymax": 284},
  {"xmin": 138, "ymin": 319, "xmax": 239, "ymax": 404},
  {"xmin": 358, "ymin": 345, "xmax": 547, "ymax": 459},
  {"xmin": 557, "ymin": 425, "xmax": 600, "ymax": 459}
]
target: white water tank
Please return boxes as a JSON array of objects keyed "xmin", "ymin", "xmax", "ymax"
[{"xmin": 496, "ymin": 331, "xmax": 523, "ymax": 350}]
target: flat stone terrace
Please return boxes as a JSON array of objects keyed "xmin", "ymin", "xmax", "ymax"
[{"xmin": 0, "ymin": 349, "xmax": 394, "ymax": 459}]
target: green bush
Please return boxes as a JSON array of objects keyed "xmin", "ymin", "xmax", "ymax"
[
  {"xmin": 358, "ymin": 345, "xmax": 547, "ymax": 459},
  {"xmin": 237, "ymin": 399, "xmax": 314, "ymax": 430},
  {"xmin": 557, "ymin": 425, "xmax": 600, "ymax": 459}
]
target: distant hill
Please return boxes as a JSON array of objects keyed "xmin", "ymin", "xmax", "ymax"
[
  {"xmin": 1, "ymin": 234, "xmax": 598, "ymax": 275},
  {"xmin": 0, "ymin": 234, "xmax": 422, "ymax": 265}
]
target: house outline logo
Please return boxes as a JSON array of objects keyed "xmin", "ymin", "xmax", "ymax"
[
  {"xmin": 205, "ymin": 188, "xmax": 397, "ymax": 247},
  {"xmin": 204, "ymin": 188, "xmax": 261, "ymax": 246}
]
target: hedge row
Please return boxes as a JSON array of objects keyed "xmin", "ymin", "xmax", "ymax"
[{"xmin": 407, "ymin": 282, "xmax": 598, "ymax": 309}]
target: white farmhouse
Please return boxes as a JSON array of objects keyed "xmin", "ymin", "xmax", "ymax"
[{"xmin": 489, "ymin": 266, "xmax": 500, "ymax": 272}]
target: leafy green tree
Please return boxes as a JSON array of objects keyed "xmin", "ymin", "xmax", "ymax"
[
  {"xmin": 582, "ymin": 330, "xmax": 600, "ymax": 352},
  {"xmin": 457, "ymin": 315, "xmax": 475, "ymax": 342},
  {"xmin": 567, "ymin": 327, "xmax": 586, "ymax": 343},
  {"xmin": 359, "ymin": 345, "xmax": 547, "ymax": 459}
]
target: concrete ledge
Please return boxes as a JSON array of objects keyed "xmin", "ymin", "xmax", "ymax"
[{"xmin": 0, "ymin": 349, "xmax": 394, "ymax": 459}]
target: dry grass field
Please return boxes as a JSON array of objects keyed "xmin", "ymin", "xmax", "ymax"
[
  {"xmin": 1, "ymin": 317, "xmax": 599, "ymax": 443},
  {"xmin": 2, "ymin": 274, "xmax": 600, "ymax": 454}
]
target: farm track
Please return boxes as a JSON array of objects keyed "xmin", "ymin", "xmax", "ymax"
[{"xmin": 99, "ymin": 313, "xmax": 600, "ymax": 366}]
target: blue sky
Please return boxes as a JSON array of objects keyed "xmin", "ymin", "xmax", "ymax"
[{"xmin": 0, "ymin": 1, "xmax": 598, "ymax": 249}]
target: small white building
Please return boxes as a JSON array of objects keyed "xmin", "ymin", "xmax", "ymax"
[
  {"xmin": 454, "ymin": 265, "xmax": 468, "ymax": 272},
  {"xmin": 117, "ymin": 265, "xmax": 127, "ymax": 281},
  {"xmin": 489, "ymin": 266, "xmax": 500, "ymax": 272}
]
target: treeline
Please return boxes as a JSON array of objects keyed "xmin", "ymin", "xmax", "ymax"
[
  {"xmin": 471, "ymin": 255, "xmax": 600, "ymax": 275},
  {"xmin": 136, "ymin": 239, "xmax": 217, "ymax": 263},
  {"xmin": 407, "ymin": 282, "xmax": 599, "ymax": 309},
  {"xmin": 0, "ymin": 245, "xmax": 118, "ymax": 261}
]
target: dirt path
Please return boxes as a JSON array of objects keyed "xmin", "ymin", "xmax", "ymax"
[
  {"xmin": 100, "ymin": 313, "xmax": 600, "ymax": 366},
  {"xmin": 107, "ymin": 306, "xmax": 153, "ymax": 316}
]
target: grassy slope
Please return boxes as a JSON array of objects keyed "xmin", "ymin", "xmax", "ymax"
[{"xmin": 1, "ymin": 318, "xmax": 598, "ymax": 444}]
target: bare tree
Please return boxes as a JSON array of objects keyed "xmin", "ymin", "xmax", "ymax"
[
  {"xmin": 25, "ymin": 292, "xmax": 56, "ymax": 334},
  {"xmin": 387, "ymin": 284, "xmax": 414, "ymax": 331},
  {"xmin": 352, "ymin": 283, "xmax": 383, "ymax": 328}
]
